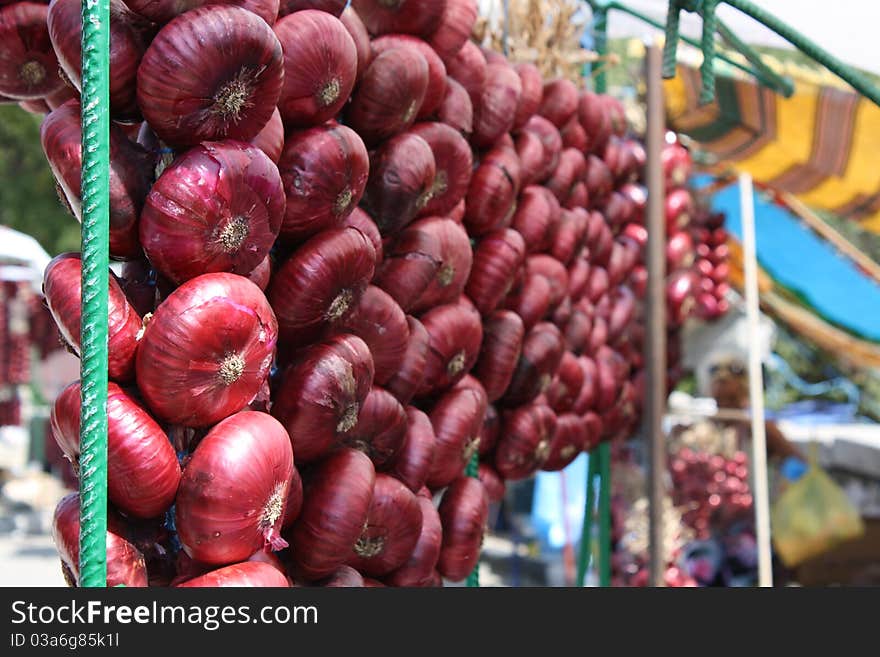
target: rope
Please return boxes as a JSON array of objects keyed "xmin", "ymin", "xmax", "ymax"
[
  {"xmin": 466, "ymin": 452, "xmax": 480, "ymax": 588},
  {"xmin": 661, "ymin": 0, "xmax": 683, "ymax": 79},
  {"xmin": 716, "ymin": 19, "xmax": 794, "ymax": 97},
  {"xmin": 699, "ymin": 0, "xmax": 719, "ymax": 105},
  {"xmin": 77, "ymin": 0, "xmax": 111, "ymax": 588}
]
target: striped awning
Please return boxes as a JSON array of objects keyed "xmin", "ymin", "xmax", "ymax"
[{"xmin": 664, "ymin": 65, "xmax": 880, "ymax": 235}]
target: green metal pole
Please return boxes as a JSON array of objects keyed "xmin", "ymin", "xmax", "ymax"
[
  {"xmin": 466, "ymin": 452, "xmax": 480, "ymax": 588},
  {"xmin": 597, "ymin": 442, "xmax": 612, "ymax": 587},
  {"xmin": 575, "ymin": 454, "xmax": 598, "ymax": 586},
  {"xmin": 77, "ymin": 0, "xmax": 111, "ymax": 588}
]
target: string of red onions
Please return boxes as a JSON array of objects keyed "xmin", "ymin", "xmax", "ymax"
[
  {"xmin": 417, "ymin": 298, "xmax": 483, "ymax": 396},
  {"xmin": 437, "ymin": 477, "xmax": 488, "ymax": 581}
]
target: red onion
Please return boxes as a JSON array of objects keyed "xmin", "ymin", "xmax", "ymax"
[
  {"xmin": 409, "ymin": 122, "xmax": 472, "ymax": 216},
  {"xmin": 137, "ymin": 6, "xmax": 284, "ymax": 147},
  {"xmin": 314, "ymin": 565, "xmax": 365, "ymax": 587},
  {"xmin": 384, "ymin": 493, "xmax": 442, "ymax": 586},
  {"xmin": 43, "ymin": 253, "xmax": 141, "ymax": 381},
  {"xmin": 18, "ymin": 97, "xmax": 50, "ymax": 114},
  {"xmin": 511, "ymin": 185, "xmax": 560, "ymax": 253},
  {"xmin": 408, "ymin": 217, "xmax": 472, "ymax": 313},
  {"xmin": 513, "ymin": 62, "xmax": 543, "ymax": 130},
  {"xmin": 594, "ymin": 345, "xmax": 625, "ymax": 410},
  {"xmin": 348, "ymin": 473, "xmax": 421, "ymax": 576},
  {"xmin": 472, "ymin": 62, "xmax": 522, "ymax": 148},
  {"xmin": 243, "ymin": 255, "xmax": 272, "ymax": 292},
  {"xmin": 561, "ymin": 115, "xmax": 588, "ymax": 151},
  {"xmin": 274, "ymin": 11, "xmax": 356, "ymax": 127},
  {"xmin": 0, "ymin": 3, "xmax": 64, "ymax": 100},
  {"xmin": 504, "ymin": 271, "xmax": 551, "ymax": 331},
  {"xmin": 269, "ymin": 227, "xmax": 375, "ymax": 345},
  {"xmin": 251, "ymin": 107, "xmax": 284, "ymax": 163},
  {"xmin": 136, "ymin": 273, "xmax": 278, "ymax": 427},
  {"xmin": 272, "ymin": 334, "xmax": 374, "ymax": 462},
  {"xmin": 667, "ymin": 230, "xmax": 695, "ymax": 271},
  {"xmin": 176, "ymin": 412, "xmax": 294, "ymax": 564},
  {"xmin": 522, "ymin": 115, "xmax": 562, "ymax": 182},
  {"xmin": 417, "ymin": 298, "xmax": 483, "ymax": 396},
  {"xmin": 449, "ymin": 199, "xmax": 466, "ymax": 223},
  {"xmin": 466, "ymin": 229, "xmax": 526, "ymax": 316},
  {"xmin": 478, "ymin": 463, "xmax": 505, "ymax": 503},
  {"xmin": 338, "ymin": 285, "xmax": 409, "ymax": 384},
  {"xmin": 287, "ymin": 448, "xmax": 375, "ymax": 580},
  {"xmin": 601, "ymin": 191, "xmax": 634, "ymax": 233},
  {"xmin": 501, "ymin": 322, "xmax": 564, "ymax": 407},
  {"xmin": 178, "ymin": 561, "xmax": 290, "ymax": 588},
  {"xmin": 347, "ymin": 48, "xmax": 429, "ymax": 145},
  {"xmin": 551, "ymin": 208, "xmax": 589, "ymax": 266},
  {"xmin": 372, "ymin": 35, "xmax": 446, "ymax": 118},
  {"xmin": 546, "ymin": 147, "xmax": 586, "ymax": 203},
  {"xmin": 437, "ymin": 477, "xmax": 488, "ymax": 581},
  {"xmin": 542, "ymin": 413, "xmax": 588, "ymax": 471},
  {"xmin": 442, "ymin": 39, "xmax": 486, "ymax": 106},
  {"xmin": 373, "ymin": 221, "xmax": 440, "ymax": 312},
  {"xmin": 619, "ymin": 182, "xmax": 647, "ymax": 223},
  {"xmin": 53, "ymin": 494, "xmax": 148, "ymax": 588},
  {"xmin": 662, "ymin": 142, "xmax": 692, "ymax": 188},
  {"xmin": 51, "ymin": 381, "xmax": 180, "ymax": 519},
  {"xmin": 340, "ymin": 6, "xmax": 372, "ymax": 79},
  {"xmin": 583, "ymin": 411, "xmax": 603, "ymax": 451},
  {"xmin": 140, "ymin": 142, "xmax": 284, "ymax": 285},
  {"xmin": 472, "ymin": 310, "xmax": 523, "ymax": 403},
  {"xmin": 427, "ymin": 384, "xmax": 487, "ymax": 489},
  {"xmin": 342, "ymin": 208, "xmax": 383, "ymax": 267},
  {"xmin": 527, "ymin": 254, "xmax": 569, "ymax": 310},
  {"xmin": 665, "ymin": 188, "xmax": 694, "ymax": 231},
  {"xmin": 604, "ymin": 95, "xmax": 628, "ymax": 136},
  {"xmin": 390, "ymin": 406, "xmax": 435, "ymax": 492},
  {"xmin": 362, "ymin": 131, "xmax": 436, "ymax": 235},
  {"xmin": 342, "ymin": 386, "xmax": 408, "ymax": 468},
  {"xmin": 538, "ymin": 79, "xmax": 578, "ymax": 128},
  {"xmin": 514, "ymin": 130, "xmax": 546, "ymax": 187},
  {"xmin": 119, "ymin": 259, "xmax": 157, "ymax": 316},
  {"xmin": 352, "ymin": 0, "xmax": 444, "ymax": 37},
  {"xmin": 282, "ymin": 464, "xmax": 304, "ymax": 527},
  {"xmin": 578, "ymin": 91, "xmax": 612, "ymax": 154},
  {"xmin": 436, "ymin": 76, "xmax": 473, "ymax": 137},
  {"xmin": 585, "ymin": 154, "xmax": 613, "ymax": 204},
  {"xmin": 495, "ymin": 404, "xmax": 557, "ymax": 479},
  {"xmin": 280, "ymin": 0, "xmax": 345, "ymax": 16},
  {"xmin": 563, "ymin": 303, "xmax": 592, "ymax": 354},
  {"xmin": 427, "ymin": 0, "xmax": 476, "ymax": 57},
  {"xmin": 571, "ymin": 357, "xmax": 597, "ymax": 414},
  {"xmin": 568, "ymin": 257, "xmax": 590, "ymax": 302},
  {"xmin": 385, "ymin": 316, "xmax": 429, "ymax": 405},
  {"xmin": 47, "ymin": 0, "xmax": 151, "ymax": 120},
  {"xmin": 545, "ymin": 351, "xmax": 584, "ymax": 414},
  {"xmin": 588, "ymin": 315, "xmax": 608, "ymax": 353},
  {"xmin": 126, "ymin": 0, "xmax": 280, "ymax": 24},
  {"xmin": 41, "ymin": 100, "xmax": 152, "ymax": 259},
  {"xmin": 585, "ymin": 265, "xmax": 609, "ymax": 305},
  {"xmin": 666, "ymin": 268, "xmax": 698, "ymax": 325},
  {"xmin": 464, "ymin": 145, "xmax": 521, "ymax": 236},
  {"xmin": 475, "ymin": 404, "xmax": 500, "ymax": 457},
  {"xmin": 277, "ymin": 123, "xmax": 368, "ymax": 242}
]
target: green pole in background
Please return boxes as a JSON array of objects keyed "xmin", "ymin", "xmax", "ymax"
[
  {"xmin": 575, "ymin": 454, "xmax": 598, "ymax": 586},
  {"xmin": 466, "ymin": 452, "xmax": 480, "ymax": 588},
  {"xmin": 77, "ymin": 0, "xmax": 111, "ymax": 588}
]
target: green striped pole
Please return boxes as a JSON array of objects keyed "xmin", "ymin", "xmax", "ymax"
[
  {"xmin": 77, "ymin": 0, "xmax": 111, "ymax": 588},
  {"xmin": 466, "ymin": 452, "xmax": 480, "ymax": 587}
]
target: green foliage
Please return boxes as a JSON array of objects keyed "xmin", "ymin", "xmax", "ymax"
[{"xmin": 0, "ymin": 104, "xmax": 81, "ymax": 257}]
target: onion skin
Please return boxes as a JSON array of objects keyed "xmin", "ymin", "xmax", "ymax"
[
  {"xmin": 280, "ymin": 0, "xmax": 345, "ymax": 17},
  {"xmin": 362, "ymin": 132, "xmax": 436, "ymax": 236},
  {"xmin": 287, "ymin": 448, "xmax": 376, "ymax": 581},
  {"xmin": 340, "ymin": 6, "xmax": 372, "ymax": 80},
  {"xmin": 348, "ymin": 474, "xmax": 421, "ymax": 576},
  {"xmin": 48, "ymin": 0, "xmax": 151, "ymax": 120},
  {"xmin": 126, "ymin": 0, "xmax": 279, "ymax": 24},
  {"xmin": 140, "ymin": 141, "xmax": 285, "ymax": 285},
  {"xmin": 501, "ymin": 322, "xmax": 565, "ymax": 407},
  {"xmin": 578, "ymin": 91, "xmax": 612, "ymax": 155},
  {"xmin": 390, "ymin": 406, "xmax": 436, "ymax": 493},
  {"xmin": 442, "ymin": 39, "xmax": 485, "ymax": 107},
  {"xmin": 51, "ymin": 381, "xmax": 180, "ymax": 519},
  {"xmin": 545, "ymin": 351, "xmax": 585, "ymax": 414},
  {"xmin": 282, "ymin": 465, "xmax": 304, "ymax": 527},
  {"xmin": 178, "ymin": 561, "xmax": 290, "ymax": 587},
  {"xmin": 513, "ymin": 62, "xmax": 543, "ymax": 130},
  {"xmin": 437, "ymin": 477, "xmax": 488, "ymax": 581},
  {"xmin": 352, "ymin": 0, "xmax": 444, "ymax": 37},
  {"xmin": 342, "ymin": 208, "xmax": 383, "ymax": 267},
  {"xmin": 546, "ymin": 147, "xmax": 586, "ymax": 204},
  {"xmin": 538, "ymin": 79, "xmax": 578, "ymax": 128},
  {"xmin": 373, "ymin": 226, "xmax": 439, "ymax": 313},
  {"xmin": 478, "ymin": 463, "xmax": 505, "ymax": 503},
  {"xmin": 176, "ymin": 412, "xmax": 294, "ymax": 565},
  {"xmin": 561, "ymin": 116, "xmax": 588, "ymax": 151},
  {"xmin": 314, "ymin": 565, "xmax": 365, "ymax": 587},
  {"xmin": 570, "ymin": 357, "xmax": 597, "ymax": 414},
  {"xmin": 339, "ymin": 285, "xmax": 409, "ymax": 385},
  {"xmin": 409, "ymin": 122, "xmax": 473, "ymax": 217},
  {"xmin": 478, "ymin": 403, "xmax": 501, "ymax": 456},
  {"xmin": 372, "ymin": 35, "xmax": 446, "ymax": 118},
  {"xmin": 137, "ymin": 6, "xmax": 284, "ymax": 147},
  {"xmin": 43, "ymin": 253, "xmax": 141, "ymax": 381},
  {"xmin": 527, "ymin": 254, "xmax": 569, "ymax": 311},
  {"xmin": 426, "ymin": 384, "xmax": 487, "ymax": 489},
  {"xmin": 278, "ymin": 123, "xmax": 369, "ymax": 242},
  {"xmin": 408, "ymin": 218, "xmax": 473, "ymax": 313},
  {"xmin": 0, "ymin": 3, "xmax": 64, "ymax": 100},
  {"xmin": 249, "ymin": 108, "xmax": 284, "ymax": 163},
  {"xmin": 272, "ymin": 334, "xmax": 374, "ymax": 462},
  {"xmin": 385, "ymin": 316, "xmax": 429, "ymax": 405},
  {"xmin": 274, "ymin": 10, "xmax": 357, "ymax": 128},
  {"xmin": 568, "ymin": 257, "xmax": 590, "ymax": 302},
  {"xmin": 136, "ymin": 273, "xmax": 278, "ymax": 427},
  {"xmin": 427, "ymin": 0, "xmax": 477, "ymax": 57},
  {"xmin": 417, "ymin": 298, "xmax": 483, "ymax": 396},
  {"xmin": 542, "ymin": 413, "xmax": 588, "ymax": 471},
  {"xmin": 472, "ymin": 62, "xmax": 522, "ymax": 148},
  {"xmin": 495, "ymin": 404, "xmax": 557, "ymax": 480},
  {"xmin": 347, "ymin": 48, "xmax": 429, "ymax": 145},
  {"xmin": 343, "ymin": 386, "xmax": 408, "ymax": 468},
  {"xmin": 269, "ymin": 227, "xmax": 376, "ymax": 345},
  {"xmin": 511, "ymin": 186, "xmax": 560, "ymax": 254},
  {"xmin": 384, "ymin": 493, "xmax": 442, "ymax": 586},
  {"xmin": 505, "ymin": 271, "xmax": 551, "ymax": 331},
  {"xmin": 522, "ymin": 115, "xmax": 562, "ymax": 183},
  {"xmin": 464, "ymin": 146, "xmax": 522, "ymax": 237},
  {"xmin": 41, "ymin": 100, "xmax": 153, "ymax": 259},
  {"xmin": 472, "ymin": 309, "xmax": 524, "ymax": 403},
  {"xmin": 550, "ymin": 208, "xmax": 589, "ymax": 266},
  {"xmin": 53, "ymin": 494, "xmax": 148, "ymax": 588},
  {"xmin": 466, "ymin": 229, "xmax": 526, "ymax": 316},
  {"xmin": 436, "ymin": 76, "xmax": 473, "ymax": 137}
]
